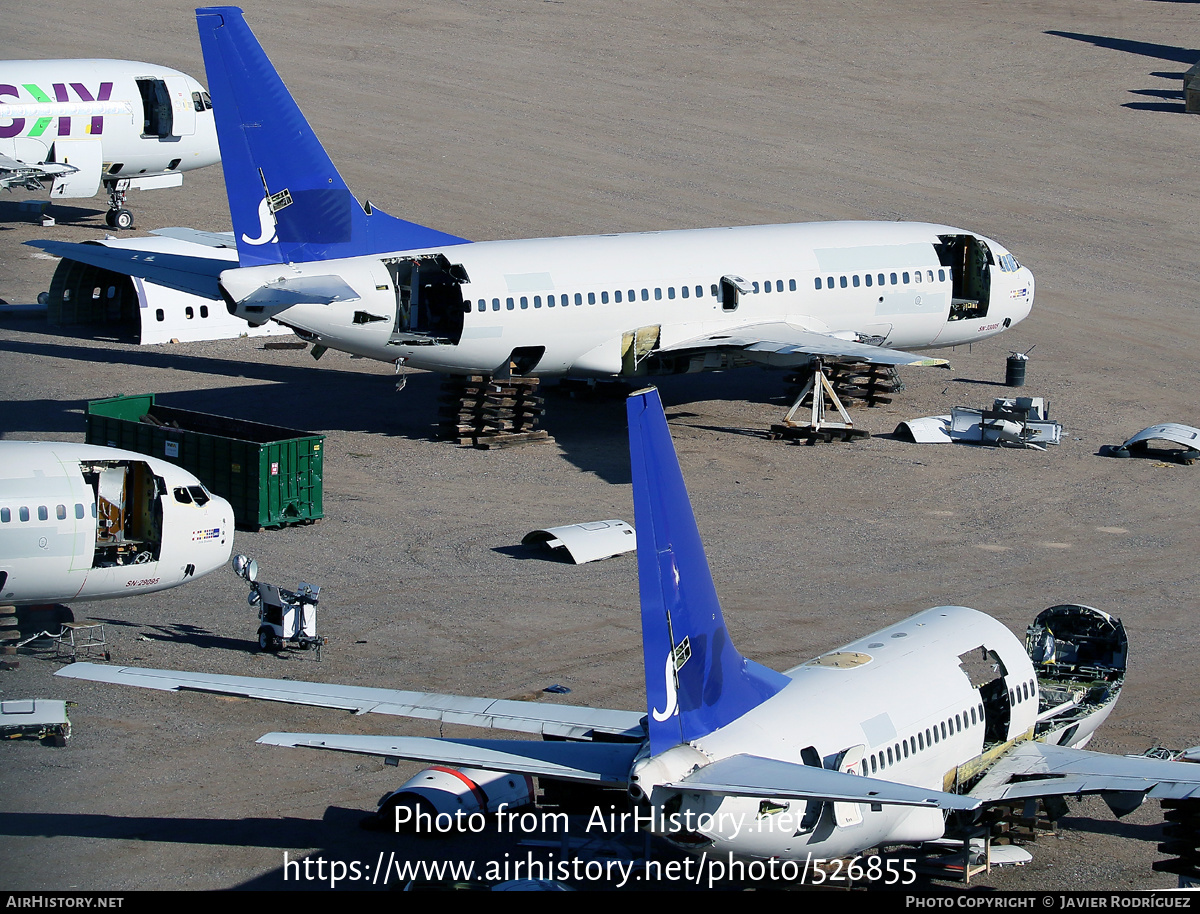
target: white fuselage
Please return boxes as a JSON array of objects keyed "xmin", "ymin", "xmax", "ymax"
[
  {"xmin": 632, "ymin": 606, "xmax": 1041, "ymax": 860},
  {"xmin": 0, "ymin": 60, "xmax": 220, "ymax": 198},
  {"xmin": 0, "ymin": 442, "xmax": 233, "ymax": 605},
  {"xmin": 220, "ymin": 220, "xmax": 1034, "ymax": 378}
]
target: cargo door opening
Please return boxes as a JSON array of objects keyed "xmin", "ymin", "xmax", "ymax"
[
  {"xmin": 82, "ymin": 459, "xmax": 164, "ymax": 567},
  {"xmin": 384, "ymin": 254, "xmax": 469, "ymax": 345},
  {"xmin": 936, "ymin": 234, "xmax": 992, "ymax": 322}
]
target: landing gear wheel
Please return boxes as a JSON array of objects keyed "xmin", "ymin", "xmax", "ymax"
[
  {"xmin": 112, "ymin": 208, "xmax": 134, "ymax": 230},
  {"xmin": 104, "ymin": 210, "xmax": 116, "ymax": 228}
]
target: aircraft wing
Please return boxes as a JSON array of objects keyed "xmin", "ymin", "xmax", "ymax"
[
  {"xmin": 0, "ymin": 153, "xmax": 76, "ymax": 190},
  {"xmin": 659, "ymin": 321, "xmax": 949, "ymax": 367},
  {"xmin": 55, "ymin": 662, "xmax": 645, "ymax": 741},
  {"xmin": 258, "ymin": 734, "xmax": 640, "ymax": 787},
  {"xmin": 25, "ymin": 239, "xmax": 229, "ymax": 300},
  {"xmin": 969, "ymin": 740, "xmax": 1200, "ymax": 805},
  {"xmin": 669, "ymin": 754, "xmax": 981, "ymax": 810}
]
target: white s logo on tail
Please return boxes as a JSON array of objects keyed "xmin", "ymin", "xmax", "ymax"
[
  {"xmin": 241, "ymin": 197, "xmax": 277, "ymax": 246},
  {"xmin": 652, "ymin": 652, "xmax": 679, "ymax": 722}
]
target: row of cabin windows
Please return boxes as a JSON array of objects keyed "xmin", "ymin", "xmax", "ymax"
[
  {"xmin": 475, "ymin": 279, "xmax": 802, "ymax": 312},
  {"xmin": 1, "ymin": 503, "xmax": 94, "ymax": 523},
  {"xmin": 867, "ymin": 702, "xmax": 985, "ymax": 776},
  {"xmin": 815, "ymin": 268, "xmax": 947, "ymax": 291}
]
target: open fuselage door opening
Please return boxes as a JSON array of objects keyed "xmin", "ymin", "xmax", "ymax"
[
  {"xmin": 937, "ymin": 234, "xmax": 992, "ymax": 323},
  {"xmin": 384, "ymin": 254, "xmax": 469, "ymax": 345},
  {"xmin": 83, "ymin": 459, "xmax": 164, "ymax": 567}
]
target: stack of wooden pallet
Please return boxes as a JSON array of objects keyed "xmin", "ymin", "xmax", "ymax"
[
  {"xmin": 784, "ymin": 362, "xmax": 903, "ymax": 409},
  {"xmin": 439, "ymin": 375, "xmax": 554, "ymax": 449}
]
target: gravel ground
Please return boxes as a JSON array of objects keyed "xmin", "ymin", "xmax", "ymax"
[{"xmin": 1, "ymin": 0, "xmax": 1198, "ymax": 892}]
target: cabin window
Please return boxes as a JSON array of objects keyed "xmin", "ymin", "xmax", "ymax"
[
  {"xmin": 839, "ymin": 276, "xmax": 847, "ymax": 289},
  {"xmin": 918, "ymin": 732, "xmax": 924, "ymax": 750},
  {"xmin": 0, "ymin": 508, "xmax": 8, "ymax": 523},
  {"xmin": 852, "ymin": 275, "xmax": 860, "ymax": 287},
  {"xmin": 614, "ymin": 291, "xmax": 622, "ymax": 303},
  {"xmin": 914, "ymin": 271, "xmax": 922, "ymax": 284},
  {"xmin": 654, "ymin": 288, "xmax": 662, "ymax": 300},
  {"xmin": 533, "ymin": 296, "xmax": 542, "ymax": 308},
  {"xmin": 762, "ymin": 281, "xmax": 770, "ymax": 294},
  {"xmin": 76, "ymin": 504, "xmax": 85, "ymax": 519},
  {"xmin": 630, "ymin": 289, "xmax": 637, "ymax": 301},
  {"xmin": 710, "ymin": 284, "xmax": 718, "ymax": 297},
  {"xmin": 642, "ymin": 289, "xmax": 649, "ymax": 301},
  {"xmin": 902, "ymin": 741, "xmax": 908, "ymax": 759},
  {"xmin": 680, "ymin": 286, "xmax": 688, "ymax": 299},
  {"xmin": 57, "ymin": 505, "xmax": 66, "ymax": 520},
  {"xmin": 928, "ymin": 270, "xmax": 935, "ymax": 282},
  {"xmin": 576, "ymin": 293, "xmax": 584, "ymax": 305},
  {"xmin": 696, "ymin": 286, "xmax": 704, "ymax": 298},
  {"xmin": 477, "ymin": 300, "xmax": 485, "ymax": 312},
  {"xmin": 815, "ymin": 278, "xmax": 822, "ymax": 290},
  {"xmin": 588, "ymin": 292, "xmax": 596, "ymax": 305},
  {"xmin": 865, "ymin": 274, "xmax": 872, "ymax": 287},
  {"xmin": 601, "ymin": 291, "xmax": 609, "ymax": 304},
  {"xmin": 890, "ymin": 273, "xmax": 898, "ymax": 285},
  {"xmin": 938, "ymin": 269, "xmax": 946, "ymax": 282},
  {"xmin": 886, "ymin": 747, "xmax": 893, "ymax": 765},
  {"xmin": 942, "ymin": 721, "xmax": 948, "ymax": 738},
  {"xmin": 789, "ymin": 279, "xmax": 796, "ymax": 291},
  {"xmin": 185, "ymin": 306, "xmax": 194, "ymax": 319},
  {"xmin": 19, "ymin": 507, "xmax": 29, "ymax": 522},
  {"xmin": 877, "ymin": 273, "xmax": 885, "ymax": 286},
  {"xmin": 38, "ymin": 506, "xmax": 48, "ymax": 521},
  {"xmin": 156, "ymin": 309, "xmax": 165, "ymax": 322},
  {"xmin": 520, "ymin": 297, "xmax": 528, "ymax": 309},
  {"xmin": 667, "ymin": 287, "xmax": 675, "ymax": 300},
  {"xmin": 902, "ymin": 272, "xmax": 910, "ymax": 284},
  {"xmin": 506, "ymin": 298, "xmax": 515, "ymax": 310}
]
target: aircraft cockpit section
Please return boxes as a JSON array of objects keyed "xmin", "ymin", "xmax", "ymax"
[
  {"xmin": 931, "ymin": 232, "xmax": 1034, "ymax": 347},
  {"xmin": 1026, "ymin": 604, "xmax": 1128, "ymax": 748}
]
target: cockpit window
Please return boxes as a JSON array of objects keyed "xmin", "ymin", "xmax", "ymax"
[
  {"xmin": 173, "ymin": 487, "xmax": 192, "ymax": 504},
  {"xmin": 188, "ymin": 486, "xmax": 210, "ymax": 507}
]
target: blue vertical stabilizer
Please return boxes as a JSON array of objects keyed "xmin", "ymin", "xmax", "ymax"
[
  {"xmin": 627, "ymin": 388, "xmax": 789, "ymax": 756},
  {"xmin": 195, "ymin": 7, "xmax": 468, "ymax": 267}
]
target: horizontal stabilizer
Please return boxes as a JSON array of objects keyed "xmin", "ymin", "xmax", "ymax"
[
  {"xmin": 235, "ymin": 274, "xmax": 362, "ymax": 308},
  {"xmin": 26, "ymin": 240, "xmax": 226, "ymax": 300},
  {"xmin": 258, "ymin": 733, "xmax": 639, "ymax": 787},
  {"xmin": 55, "ymin": 663, "xmax": 644, "ymax": 741},
  {"xmin": 661, "ymin": 322, "xmax": 949, "ymax": 367},
  {"xmin": 671, "ymin": 754, "xmax": 981, "ymax": 810},
  {"xmin": 970, "ymin": 740, "xmax": 1200, "ymax": 804}
]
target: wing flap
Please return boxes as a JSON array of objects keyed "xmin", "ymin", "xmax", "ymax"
[
  {"xmin": 258, "ymin": 734, "xmax": 639, "ymax": 787},
  {"xmin": 660, "ymin": 322, "xmax": 949, "ymax": 367},
  {"xmin": 671, "ymin": 754, "xmax": 981, "ymax": 810},
  {"xmin": 970, "ymin": 741, "xmax": 1200, "ymax": 804},
  {"xmin": 56, "ymin": 663, "xmax": 644, "ymax": 740}
]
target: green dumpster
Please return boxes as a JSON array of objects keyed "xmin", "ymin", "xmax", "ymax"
[{"xmin": 86, "ymin": 394, "xmax": 324, "ymax": 529}]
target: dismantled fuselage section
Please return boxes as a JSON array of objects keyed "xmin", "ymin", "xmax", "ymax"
[
  {"xmin": 1026, "ymin": 604, "xmax": 1127, "ymax": 749},
  {"xmin": 86, "ymin": 458, "xmax": 165, "ymax": 567},
  {"xmin": 896, "ymin": 397, "xmax": 1063, "ymax": 450}
]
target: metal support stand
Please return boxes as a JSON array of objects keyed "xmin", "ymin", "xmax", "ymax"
[{"xmin": 770, "ymin": 359, "xmax": 871, "ymax": 444}]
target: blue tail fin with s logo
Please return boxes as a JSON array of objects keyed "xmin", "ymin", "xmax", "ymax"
[
  {"xmin": 627, "ymin": 388, "xmax": 789, "ymax": 756},
  {"xmin": 195, "ymin": 7, "xmax": 468, "ymax": 268}
]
